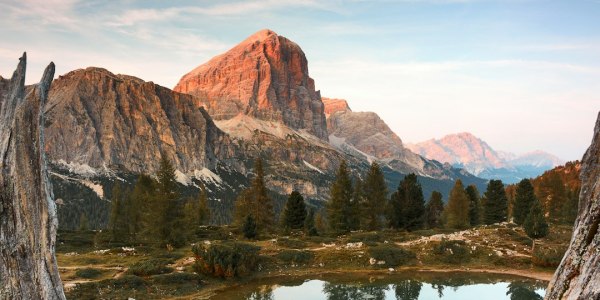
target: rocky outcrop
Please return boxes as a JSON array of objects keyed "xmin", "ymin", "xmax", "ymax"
[
  {"xmin": 0, "ymin": 54, "xmax": 65, "ymax": 299},
  {"xmin": 44, "ymin": 67, "xmax": 235, "ymax": 176},
  {"xmin": 545, "ymin": 111, "xmax": 600, "ymax": 300},
  {"xmin": 174, "ymin": 29, "xmax": 328, "ymax": 140},
  {"xmin": 322, "ymin": 97, "xmax": 351, "ymax": 117}
]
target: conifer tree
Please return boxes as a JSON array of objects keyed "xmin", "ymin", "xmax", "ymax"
[
  {"xmin": 233, "ymin": 158, "xmax": 275, "ymax": 233},
  {"xmin": 109, "ymin": 183, "xmax": 129, "ymax": 242},
  {"xmin": 243, "ymin": 214, "xmax": 257, "ymax": 239},
  {"xmin": 282, "ymin": 191, "xmax": 307, "ymax": 230},
  {"xmin": 156, "ymin": 154, "xmax": 186, "ymax": 248},
  {"xmin": 483, "ymin": 179, "xmax": 508, "ymax": 224},
  {"xmin": 327, "ymin": 160, "xmax": 354, "ymax": 233},
  {"xmin": 445, "ymin": 180, "xmax": 470, "ymax": 229},
  {"xmin": 79, "ymin": 213, "xmax": 89, "ymax": 231},
  {"xmin": 348, "ymin": 177, "xmax": 363, "ymax": 231},
  {"xmin": 132, "ymin": 174, "xmax": 155, "ymax": 243},
  {"xmin": 465, "ymin": 185, "xmax": 480, "ymax": 226},
  {"xmin": 425, "ymin": 191, "xmax": 444, "ymax": 229},
  {"xmin": 185, "ymin": 183, "xmax": 211, "ymax": 229},
  {"xmin": 361, "ymin": 162, "xmax": 388, "ymax": 230},
  {"xmin": 524, "ymin": 199, "xmax": 549, "ymax": 239},
  {"xmin": 513, "ymin": 179, "xmax": 536, "ymax": 225},
  {"xmin": 304, "ymin": 208, "xmax": 318, "ymax": 236},
  {"xmin": 389, "ymin": 173, "xmax": 425, "ymax": 231}
]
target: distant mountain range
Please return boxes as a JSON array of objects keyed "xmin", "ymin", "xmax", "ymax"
[{"xmin": 407, "ymin": 132, "xmax": 564, "ymax": 183}]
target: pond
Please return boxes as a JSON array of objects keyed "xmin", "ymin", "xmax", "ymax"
[{"xmin": 212, "ymin": 272, "xmax": 547, "ymax": 300}]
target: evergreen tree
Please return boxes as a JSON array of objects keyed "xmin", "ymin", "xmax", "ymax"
[
  {"xmin": 348, "ymin": 177, "xmax": 363, "ymax": 231},
  {"xmin": 233, "ymin": 158, "xmax": 275, "ymax": 233},
  {"xmin": 560, "ymin": 187, "xmax": 579, "ymax": 225},
  {"xmin": 327, "ymin": 160, "xmax": 354, "ymax": 233},
  {"xmin": 282, "ymin": 191, "xmax": 307, "ymax": 230},
  {"xmin": 389, "ymin": 173, "xmax": 425, "ymax": 231},
  {"xmin": 243, "ymin": 214, "xmax": 257, "ymax": 239},
  {"xmin": 304, "ymin": 208, "xmax": 318, "ymax": 236},
  {"xmin": 79, "ymin": 213, "xmax": 89, "ymax": 231},
  {"xmin": 483, "ymin": 180, "xmax": 508, "ymax": 224},
  {"xmin": 185, "ymin": 183, "xmax": 211, "ymax": 230},
  {"xmin": 156, "ymin": 154, "xmax": 186, "ymax": 248},
  {"xmin": 465, "ymin": 185, "xmax": 480, "ymax": 226},
  {"xmin": 425, "ymin": 191, "xmax": 445, "ymax": 229},
  {"xmin": 445, "ymin": 180, "xmax": 470, "ymax": 229},
  {"xmin": 513, "ymin": 179, "xmax": 537, "ymax": 225},
  {"xmin": 524, "ymin": 199, "xmax": 549, "ymax": 239},
  {"xmin": 132, "ymin": 174, "xmax": 155, "ymax": 243},
  {"xmin": 109, "ymin": 183, "xmax": 129, "ymax": 242},
  {"xmin": 361, "ymin": 162, "xmax": 388, "ymax": 230}
]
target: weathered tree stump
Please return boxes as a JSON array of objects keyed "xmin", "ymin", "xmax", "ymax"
[
  {"xmin": 0, "ymin": 54, "xmax": 65, "ymax": 299},
  {"xmin": 545, "ymin": 111, "xmax": 600, "ymax": 300}
]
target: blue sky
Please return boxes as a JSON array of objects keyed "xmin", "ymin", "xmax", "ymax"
[{"xmin": 1, "ymin": 0, "xmax": 598, "ymax": 160}]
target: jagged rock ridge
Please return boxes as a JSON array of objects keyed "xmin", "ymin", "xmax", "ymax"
[
  {"xmin": 545, "ymin": 111, "xmax": 600, "ymax": 300},
  {"xmin": 174, "ymin": 29, "xmax": 328, "ymax": 140},
  {"xmin": 0, "ymin": 54, "xmax": 65, "ymax": 299},
  {"xmin": 45, "ymin": 67, "xmax": 236, "ymax": 176}
]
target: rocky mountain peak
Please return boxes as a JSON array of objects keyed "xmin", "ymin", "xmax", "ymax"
[
  {"xmin": 322, "ymin": 97, "xmax": 351, "ymax": 117},
  {"xmin": 174, "ymin": 29, "xmax": 328, "ymax": 140}
]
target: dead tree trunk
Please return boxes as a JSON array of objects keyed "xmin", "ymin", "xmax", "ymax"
[{"xmin": 0, "ymin": 54, "xmax": 65, "ymax": 299}]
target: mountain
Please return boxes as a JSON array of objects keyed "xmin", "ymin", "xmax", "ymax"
[
  {"xmin": 546, "ymin": 112, "xmax": 600, "ymax": 299},
  {"xmin": 407, "ymin": 132, "xmax": 564, "ymax": 183},
  {"xmin": 18, "ymin": 30, "xmax": 486, "ymax": 229},
  {"xmin": 174, "ymin": 29, "xmax": 328, "ymax": 140},
  {"xmin": 322, "ymin": 97, "xmax": 351, "ymax": 117}
]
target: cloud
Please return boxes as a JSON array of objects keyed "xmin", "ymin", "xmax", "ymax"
[{"xmin": 2, "ymin": 0, "xmax": 82, "ymax": 29}]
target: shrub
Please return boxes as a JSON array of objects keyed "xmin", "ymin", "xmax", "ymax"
[
  {"xmin": 532, "ymin": 244, "xmax": 567, "ymax": 268},
  {"xmin": 277, "ymin": 238, "xmax": 307, "ymax": 249},
  {"xmin": 75, "ymin": 268, "xmax": 103, "ymax": 279},
  {"xmin": 109, "ymin": 275, "xmax": 146, "ymax": 289},
  {"xmin": 432, "ymin": 239, "xmax": 471, "ymax": 264},
  {"xmin": 192, "ymin": 241, "xmax": 261, "ymax": 278},
  {"xmin": 368, "ymin": 245, "xmax": 416, "ymax": 267},
  {"xmin": 276, "ymin": 250, "xmax": 313, "ymax": 265},
  {"xmin": 127, "ymin": 259, "xmax": 173, "ymax": 276},
  {"xmin": 348, "ymin": 232, "xmax": 383, "ymax": 243}
]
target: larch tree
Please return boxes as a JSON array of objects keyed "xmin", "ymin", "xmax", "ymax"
[
  {"xmin": 483, "ymin": 179, "xmax": 508, "ymax": 224},
  {"xmin": 361, "ymin": 162, "xmax": 388, "ymax": 230},
  {"xmin": 425, "ymin": 191, "xmax": 445, "ymax": 229},
  {"xmin": 445, "ymin": 180, "xmax": 470, "ymax": 229}
]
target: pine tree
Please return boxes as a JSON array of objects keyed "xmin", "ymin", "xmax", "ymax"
[
  {"xmin": 156, "ymin": 154, "xmax": 186, "ymax": 248},
  {"xmin": 524, "ymin": 199, "xmax": 549, "ymax": 239},
  {"xmin": 389, "ymin": 173, "xmax": 425, "ymax": 231},
  {"xmin": 483, "ymin": 179, "xmax": 508, "ymax": 224},
  {"xmin": 513, "ymin": 179, "xmax": 536, "ymax": 225},
  {"xmin": 465, "ymin": 185, "xmax": 480, "ymax": 226},
  {"xmin": 361, "ymin": 162, "xmax": 388, "ymax": 230},
  {"xmin": 79, "ymin": 213, "xmax": 89, "ymax": 231},
  {"xmin": 304, "ymin": 208, "xmax": 318, "ymax": 236},
  {"xmin": 327, "ymin": 160, "xmax": 354, "ymax": 233},
  {"xmin": 348, "ymin": 177, "xmax": 363, "ymax": 231},
  {"xmin": 425, "ymin": 191, "xmax": 444, "ymax": 229},
  {"xmin": 445, "ymin": 180, "xmax": 470, "ymax": 229},
  {"xmin": 109, "ymin": 183, "xmax": 129, "ymax": 242},
  {"xmin": 132, "ymin": 174, "xmax": 155, "ymax": 244},
  {"xmin": 233, "ymin": 158, "xmax": 275, "ymax": 233},
  {"xmin": 185, "ymin": 183, "xmax": 211, "ymax": 233},
  {"xmin": 282, "ymin": 191, "xmax": 307, "ymax": 230},
  {"xmin": 243, "ymin": 214, "xmax": 257, "ymax": 239}
]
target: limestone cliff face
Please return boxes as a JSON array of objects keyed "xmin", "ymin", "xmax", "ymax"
[
  {"xmin": 174, "ymin": 29, "xmax": 328, "ymax": 140},
  {"xmin": 545, "ymin": 111, "xmax": 600, "ymax": 300},
  {"xmin": 322, "ymin": 97, "xmax": 351, "ymax": 117},
  {"xmin": 45, "ymin": 67, "xmax": 234, "ymax": 175},
  {"xmin": 0, "ymin": 54, "xmax": 65, "ymax": 299}
]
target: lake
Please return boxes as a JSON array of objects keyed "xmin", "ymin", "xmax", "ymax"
[{"xmin": 212, "ymin": 272, "xmax": 547, "ymax": 300}]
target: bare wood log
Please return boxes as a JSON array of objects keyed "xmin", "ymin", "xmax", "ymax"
[
  {"xmin": 0, "ymin": 54, "xmax": 65, "ymax": 299},
  {"xmin": 545, "ymin": 111, "xmax": 600, "ymax": 300}
]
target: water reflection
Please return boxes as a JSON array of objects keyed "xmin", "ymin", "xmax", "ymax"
[{"xmin": 215, "ymin": 272, "xmax": 546, "ymax": 300}]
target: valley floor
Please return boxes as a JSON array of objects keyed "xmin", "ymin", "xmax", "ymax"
[{"xmin": 57, "ymin": 223, "xmax": 570, "ymax": 299}]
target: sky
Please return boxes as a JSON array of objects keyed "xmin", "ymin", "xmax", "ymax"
[{"xmin": 0, "ymin": 0, "xmax": 598, "ymax": 161}]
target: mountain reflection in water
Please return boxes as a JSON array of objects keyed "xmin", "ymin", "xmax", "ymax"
[{"xmin": 214, "ymin": 272, "xmax": 546, "ymax": 300}]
